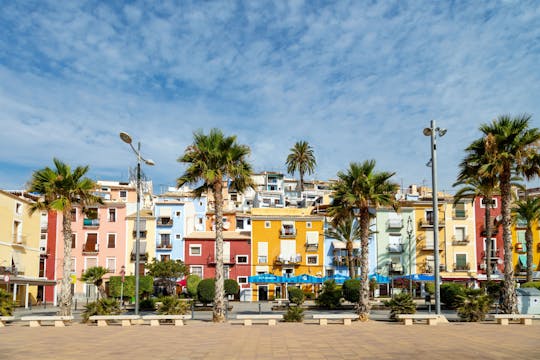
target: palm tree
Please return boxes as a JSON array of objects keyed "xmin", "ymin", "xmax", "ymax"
[
  {"xmin": 477, "ymin": 114, "xmax": 540, "ymax": 313},
  {"xmin": 286, "ymin": 141, "xmax": 317, "ymax": 196},
  {"xmin": 454, "ymin": 142, "xmax": 500, "ymax": 282},
  {"xmin": 28, "ymin": 158, "xmax": 101, "ymax": 316},
  {"xmin": 329, "ymin": 160, "xmax": 398, "ymax": 321},
  {"xmin": 512, "ymin": 196, "xmax": 540, "ymax": 283},
  {"xmin": 325, "ymin": 215, "xmax": 362, "ymax": 279},
  {"xmin": 177, "ymin": 129, "xmax": 253, "ymax": 322},
  {"xmin": 82, "ymin": 266, "xmax": 109, "ymax": 299}
]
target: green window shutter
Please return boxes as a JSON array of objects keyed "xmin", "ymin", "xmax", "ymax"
[{"xmin": 517, "ymin": 230, "xmax": 527, "ymax": 252}]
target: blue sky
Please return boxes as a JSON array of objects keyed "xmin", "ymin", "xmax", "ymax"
[{"xmin": 1, "ymin": 0, "xmax": 540, "ymax": 194}]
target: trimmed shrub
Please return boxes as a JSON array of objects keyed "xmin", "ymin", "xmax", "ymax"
[
  {"xmin": 342, "ymin": 279, "xmax": 361, "ymax": 303},
  {"xmin": 0, "ymin": 289, "xmax": 15, "ymax": 316},
  {"xmin": 384, "ymin": 293, "xmax": 416, "ymax": 320},
  {"xmin": 521, "ymin": 281, "xmax": 540, "ymax": 291},
  {"xmin": 287, "ymin": 286, "xmax": 305, "ymax": 305},
  {"xmin": 157, "ymin": 296, "xmax": 190, "ymax": 315},
  {"xmin": 425, "ymin": 282, "xmax": 435, "ymax": 295},
  {"xmin": 108, "ymin": 275, "xmax": 153, "ymax": 298},
  {"xmin": 484, "ymin": 281, "xmax": 503, "ymax": 301},
  {"xmin": 283, "ymin": 305, "xmax": 304, "ymax": 322},
  {"xmin": 139, "ymin": 298, "xmax": 156, "ymax": 310},
  {"xmin": 303, "ymin": 292, "xmax": 315, "ymax": 300},
  {"xmin": 187, "ymin": 275, "xmax": 201, "ymax": 299},
  {"xmin": 316, "ymin": 280, "xmax": 342, "ymax": 309},
  {"xmin": 82, "ymin": 298, "xmax": 122, "ymax": 323},
  {"xmin": 457, "ymin": 290, "xmax": 492, "ymax": 322},
  {"xmin": 440, "ymin": 283, "xmax": 466, "ymax": 309},
  {"xmin": 224, "ymin": 279, "xmax": 240, "ymax": 297},
  {"xmin": 197, "ymin": 278, "xmax": 216, "ymax": 304}
]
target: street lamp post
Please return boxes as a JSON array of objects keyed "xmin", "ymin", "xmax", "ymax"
[
  {"xmin": 407, "ymin": 216, "xmax": 413, "ymax": 296},
  {"xmin": 119, "ymin": 132, "xmax": 154, "ymax": 315},
  {"xmin": 423, "ymin": 120, "xmax": 446, "ymax": 315}
]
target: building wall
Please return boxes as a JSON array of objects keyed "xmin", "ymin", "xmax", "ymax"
[
  {"xmin": 511, "ymin": 219, "xmax": 540, "ymax": 280},
  {"xmin": 474, "ymin": 196, "xmax": 504, "ymax": 278},
  {"xmin": 413, "ymin": 202, "xmax": 446, "ymax": 275},
  {"xmin": 126, "ymin": 211, "xmax": 156, "ymax": 276}
]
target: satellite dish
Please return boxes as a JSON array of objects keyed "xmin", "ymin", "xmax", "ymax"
[{"xmin": 495, "ymin": 215, "xmax": 502, "ymax": 222}]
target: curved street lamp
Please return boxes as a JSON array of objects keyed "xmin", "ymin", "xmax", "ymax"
[
  {"xmin": 423, "ymin": 120, "xmax": 446, "ymax": 315},
  {"xmin": 119, "ymin": 132, "xmax": 154, "ymax": 315}
]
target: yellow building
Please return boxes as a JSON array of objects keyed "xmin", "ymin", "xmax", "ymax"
[
  {"xmin": 442, "ymin": 199, "xmax": 478, "ymax": 282},
  {"xmin": 0, "ymin": 190, "xmax": 54, "ymax": 307},
  {"xmin": 126, "ymin": 209, "xmax": 156, "ymax": 275},
  {"xmin": 250, "ymin": 207, "xmax": 324, "ymax": 301},
  {"xmin": 512, "ymin": 219, "xmax": 540, "ymax": 280}
]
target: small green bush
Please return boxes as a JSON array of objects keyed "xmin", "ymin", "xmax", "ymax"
[
  {"xmin": 157, "ymin": 296, "xmax": 190, "ymax": 315},
  {"xmin": 139, "ymin": 298, "xmax": 156, "ymax": 310},
  {"xmin": 82, "ymin": 298, "xmax": 122, "ymax": 323},
  {"xmin": 303, "ymin": 292, "xmax": 315, "ymax": 300},
  {"xmin": 457, "ymin": 290, "xmax": 493, "ymax": 322},
  {"xmin": 425, "ymin": 282, "xmax": 435, "ymax": 295},
  {"xmin": 384, "ymin": 293, "xmax": 416, "ymax": 320},
  {"xmin": 342, "ymin": 279, "xmax": 361, "ymax": 303},
  {"xmin": 287, "ymin": 286, "xmax": 305, "ymax": 305},
  {"xmin": 108, "ymin": 275, "xmax": 154, "ymax": 298},
  {"xmin": 187, "ymin": 275, "xmax": 201, "ymax": 299},
  {"xmin": 224, "ymin": 279, "xmax": 240, "ymax": 297},
  {"xmin": 0, "ymin": 289, "xmax": 15, "ymax": 316},
  {"xmin": 440, "ymin": 283, "xmax": 466, "ymax": 309},
  {"xmin": 484, "ymin": 280, "xmax": 503, "ymax": 301},
  {"xmin": 197, "ymin": 278, "xmax": 216, "ymax": 304},
  {"xmin": 283, "ymin": 305, "xmax": 304, "ymax": 322},
  {"xmin": 316, "ymin": 280, "xmax": 342, "ymax": 309},
  {"xmin": 521, "ymin": 281, "xmax": 540, "ymax": 291}
]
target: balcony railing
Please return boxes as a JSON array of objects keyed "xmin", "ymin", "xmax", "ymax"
[
  {"xmin": 386, "ymin": 218, "xmax": 403, "ymax": 229},
  {"xmin": 274, "ymin": 255, "xmax": 302, "ymax": 266},
  {"xmin": 481, "ymin": 250, "xmax": 501, "ymax": 259},
  {"xmin": 82, "ymin": 244, "xmax": 99, "ymax": 255},
  {"xmin": 130, "ymin": 252, "xmax": 148, "ymax": 261},
  {"xmin": 419, "ymin": 218, "xmax": 445, "ymax": 228},
  {"xmin": 451, "ymin": 235, "xmax": 470, "ymax": 245},
  {"xmin": 454, "ymin": 263, "xmax": 470, "ymax": 271},
  {"xmin": 83, "ymin": 218, "xmax": 100, "ymax": 228},
  {"xmin": 388, "ymin": 244, "xmax": 403, "ymax": 253},
  {"xmin": 279, "ymin": 228, "xmax": 297, "ymax": 238},
  {"xmin": 420, "ymin": 241, "xmax": 444, "ymax": 251},
  {"xmin": 332, "ymin": 256, "xmax": 361, "ymax": 267},
  {"xmin": 207, "ymin": 255, "xmax": 236, "ymax": 265},
  {"xmin": 132, "ymin": 231, "xmax": 147, "ymax": 239},
  {"xmin": 156, "ymin": 243, "xmax": 173, "ymax": 250},
  {"xmin": 157, "ymin": 217, "xmax": 173, "ymax": 226}
]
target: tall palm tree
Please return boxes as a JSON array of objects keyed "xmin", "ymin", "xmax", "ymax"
[
  {"xmin": 325, "ymin": 215, "xmax": 362, "ymax": 279},
  {"xmin": 512, "ymin": 196, "xmax": 540, "ymax": 283},
  {"xmin": 477, "ymin": 114, "xmax": 540, "ymax": 313},
  {"xmin": 329, "ymin": 160, "xmax": 398, "ymax": 321},
  {"xmin": 28, "ymin": 158, "xmax": 101, "ymax": 316},
  {"xmin": 177, "ymin": 128, "xmax": 253, "ymax": 322},
  {"xmin": 454, "ymin": 142, "xmax": 500, "ymax": 282},
  {"xmin": 286, "ymin": 141, "xmax": 317, "ymax": 196},
  {"xmin": 82, "ymin": 266, "xmax": 109, "ymax": 299}
]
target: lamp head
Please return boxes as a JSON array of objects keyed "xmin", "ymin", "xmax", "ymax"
[
  {"xmin": 119, "ymin": 132, "xmax": 132, "ymax": 144},
  {"xmin": 423, "ymin": 128, "xmax": 432, "ymax": 136},
  {"xmin": 438, "ymin": 128, "xmax": 447, "ymax": 137},
  {"xmin": 145, "ymin": 159, "xmax": 155, "ymax": 166}
]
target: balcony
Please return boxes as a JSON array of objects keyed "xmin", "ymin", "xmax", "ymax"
[
  {"xmin": 388, "ymin": 244, "xmax": 403, "ymax": 253},
  {"xmin": 390, "ymin": 263, "xmax": 403, "ymax": 274},
  {"xmin": 12, "ymin": 234, "xmax": 27, "ymax": 246},
  {"xmin": 386, "ymin": 218, "xmax": 403, "ymax": 229},
  {"xmin": 83, "ymin": 218, "xmax": 100, "ymax": 228},
  {"xmin": 452, "ymin": 210, "xmax": 468, "ymax": 219},
  {"xmin": 454, "ymin": 263, "xmax": 470, "ymax": 271},
  {"xmin": 279, "ymin": 228, "xmax": 297, "ymax": 238},
  {"xmin": 481, "ymin": 250, "xmax": 501, "ymax": 260},
  {"xmin": 130, "ymin": 252, "xmax": 148, "ymax": 261},
  {"xmin": 274, "ymin": 255, "xmax": 302, "ymax": 266},
  {"xmin": 156, "ymin": 243, "xmax": 173, "ymax": 250},
  {"xmin": 207, "ymin": 255, "xmax": 236, "ymax": 266},
  {"xmin": 82, "ymin": 243, "xmax": 99, "ymax": 255},
  {"xmin": 451, "ymin": 235, "xmax": 470, "ymax": 245},
  {"xmin": 332, "ymin": 256, "xmax": 361, "ymax": 267},
  {"xmin": 516, "ymin": 218, "xmax": 528, "ymax": 228},
  {"xmin": 480, "ymin": 227, "xmax": 498, "ymax": 237},
  {"xmin": 132, "ymin": 231, "xmax": 147, "ymax": 239},
  {"xmin": 419, "ymin": 218, "xmax": 445, "ymax": 228},
  {"xmin": 157, "ymin": 217, "xmax": 173, "ymax": 226},
  {"xmin": 420, "ymin": 241, "xmax": 444, "ymax": 251}
]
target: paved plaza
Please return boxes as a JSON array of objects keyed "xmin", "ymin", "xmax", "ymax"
[{"xmin": 2, "ymin": 320, "xmax": 539, "ymax": 359}]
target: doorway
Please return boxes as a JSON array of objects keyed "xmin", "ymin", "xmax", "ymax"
[{"xmin": 258, "ymin": 285, "xmax": 268, "ymax": 301}]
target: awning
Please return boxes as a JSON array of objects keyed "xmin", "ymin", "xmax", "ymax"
[
  {"xmin": 519, "ymin": 255, "xmax": 527, "ymax": 267},
  {"xmin": 331, "ymin": 240, "xmax": 360, "ymax": 249},
  {"xmin": 323, "ymin": 273, "xmax": 350, "ymax": 284},
  {"xmin": 369, "ymin": 273, "xmax": 390, "ymax": 284},
  {"xmin": 248, "ymin": 273, "xmax": 284, "ymax": 283},
  {"xmin": 290, "ymin": 274, "xmax": 324, "ymax": 284},
  {"xmin": 395, "ymin": 274, "xmax": 435, "ymax": 282}
]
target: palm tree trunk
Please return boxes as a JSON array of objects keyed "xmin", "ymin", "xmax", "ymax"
[
  {"xmin": 97, "ymin": 281, "xmax": 107, "ymax": 299},
  {"xmin": 59, "ymin": 209, "xmax": 73, "ymax": 316},
  {"xmin": 500, "ymin": 170, "xmax": 517, "ymax": 314},
  {"xmin": 299, "ymin": 171, "xmax": 304, "ymax": 204},
  {"xmin": 526, "ymin": 227, "xmax": 533, "ymax": 283},
  {"xmin": 347, "ymin": 242, "xmax": 355, "ymax": 279},
  {"xmin": 484, "ymin": 201, "xmax": 492, "ymax": 282},
  {"xmin": 213, "ymin": 180, "xmax": 226, "ymax": 322},
  {"xmin": 357, "ymin": 208, "xmax": 371, "ymax": 321}
]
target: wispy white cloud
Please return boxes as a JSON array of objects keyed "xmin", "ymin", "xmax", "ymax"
[{"xmin": 0, "ymin": 0, "xmax": 539, "ymax": 192}]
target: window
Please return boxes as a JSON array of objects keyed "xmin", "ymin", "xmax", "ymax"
[
  {"xmin": 190, "ymin": 265, "xmax": 203, "ymax": 278},
  {"xmin": 281, "ymin": 221, "xmax": 295, "ymax": 236},
  {"xmin": 39, "ymin": 258, "xmax": 45, "ymax": 277},
  {"xmin": 258, "ymin": 242, "xmax": 268, "ymax": 264},
  {"xmin": 480, "ymin": 198, "xmax": 497, "ymax": 208},
  {"xmin": 453, "ymin": 202, "xmax": 466, "ymax": 218},
  {"xmin": 236, "ymin": 219, "xmax": 244, "ymax": 229},
  {"xmin": 425, "ymin": 209, "xmax": 434, "ymax": 225},
  {"xmin": 325, "ymin": 269, "xmax": 334, "ymax": 277},
  {"xmin": 198, "ymin": 218, "xmax": 203, "ymax": 225},
  {"xmin": 160, "ymin": 233, "xmax": 171, "ymax": 247},
  {"xmin": 264, "ymin": 221, "xmax": 271, "ymax": 228},
  {"xmin": 84, "ymin": 233, "xmax": 98, "ymax": 252},
  {"xmin": 15, "ymin": 202, "xmax": 22, "ymax": 215},
  {"xmin": 71, "ymin": 234, "xmax": 77, "ymax": 249},
  {"xmin": 70, "ymin": 257, "xmax": 76, "ymax": 273},
  {"xmin": 223, "ymin": 265, "xmax": 230, "ymax": 279},
  {"xmin": 454, "ymin": 227, "xmax": 466, "ymax": 242},
  {"xmin": 70, "ymin": 208, "xmax": 77, "ymax": 222},
  {"xmin": 238, "ymin": 276, "xmax": 248, "ymax": 284},
  {"xmin": 175, "ymin": 234, "xmax": 181, "ymax": 240},
  {"xmin": 517, "ymin": 230, "xmax": 527, "ymax": 252},
  {"xmin": 258, "ymin": 256, "xmax": 267, "ymax": 264},
  {"xmin": 119, "ymin": 190, "xmax": 127, "ymax": 199},
  {"xmin": 108, "ymin": 208, "xmax": 116, "ymax": 222},
  {"xmin": 161, "ymin": 254, "xmax": 171, "ymax": 262},
  {"xmin": 306, "ymin": 222, "xmax": 312, "ymax": 229},
  {"xmin": 484, "ymin": 238, "xmax": 497, "ymax": 257},
  {"xmin": 175, "ymin": 211, "xmax": 181, "ymax": 217},
  {"xmin": 190, "ymin": 245, "xmax": 202, "ymax": 256},
  {"xmin": 106, "ymin": 257, "xmax": 116, "ymax": 273},
  {"xmin": 85, "ymin": 257, "xmax": 97, "ymax": 270},
  {"xmin": 306, "ymin": 231, "xmax": 319, "ymax": 251},
  {"xmin": 236, "ymin": 255, "xmax": 248, "ymax": 264},
  {"xmin": 455, "ymin": 254, "xmax": 468, "ymax": 271},
  {"xmin": 107, "ymin": 234, "xmax": 116, "ymax": 248},
  {"xmin": 307, "ymin": 255, "xmax": 318, "ymax": 265}
]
